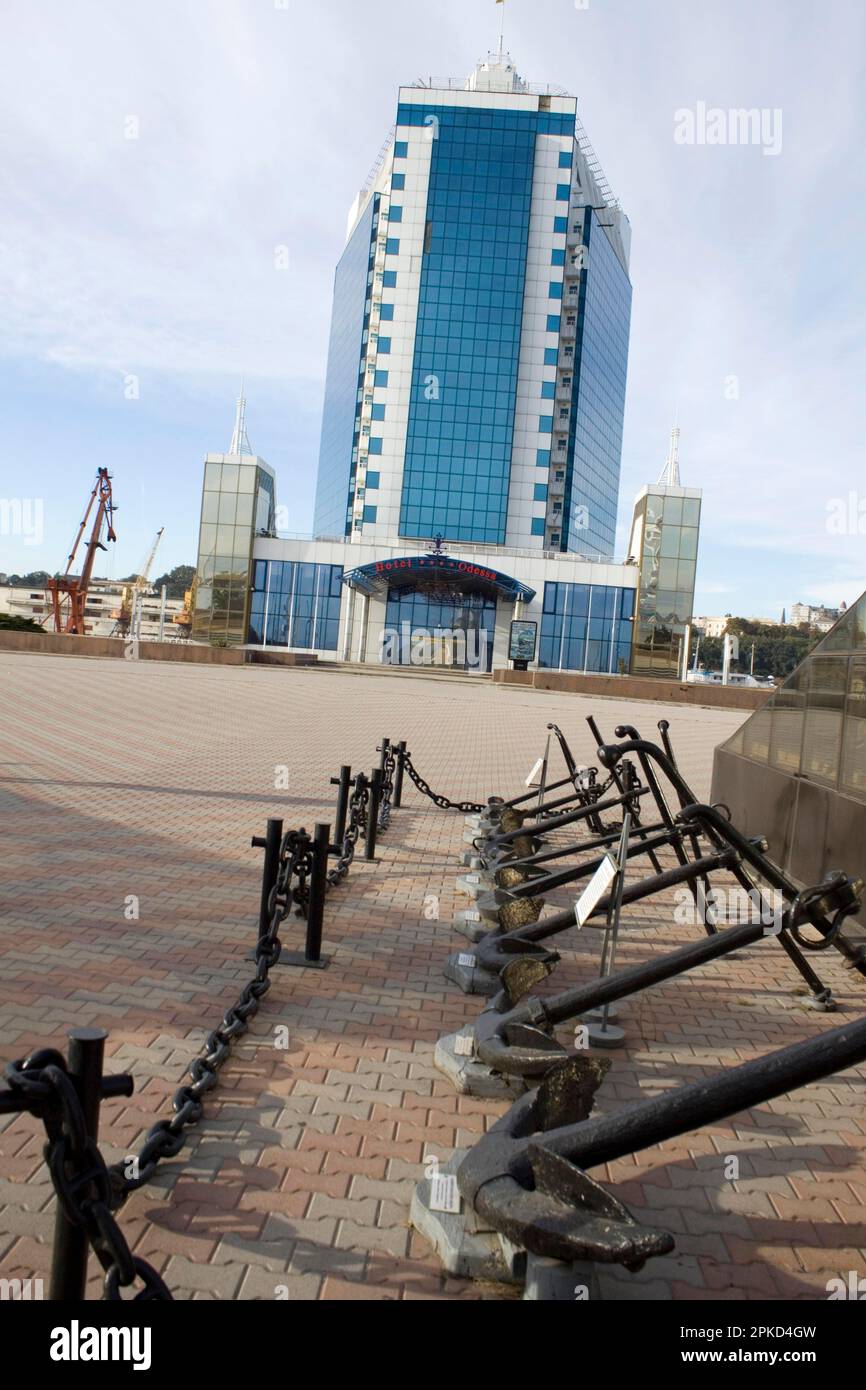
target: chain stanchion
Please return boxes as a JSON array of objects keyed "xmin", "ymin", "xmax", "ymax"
[
  {"xmin": 251, "ymin": 817, "xmax": 284, "ymax": 948},
  {"xmin": 327, "ymin": 772, "xmax": 369, "ymax": 888},
  {"xmin": 393, "ymin": 740, "xmax": 406, "ymax": 808},
  {"xmin": 3, "ymin": 1030, "xmax": 171, "ymax": 1302},
  {"xmin": 377, "ymin": 739, "xmax": 397, "ymax": 833},
  {"xmin": 281, "ymin": 822, "xmax": 331, "ymax": 969},
  {"xmin": 365, "ymin": 768, "xmax": 384, "ymax": 861},
  {"xmin": 330, "ymin": 766, "xmax": 353, "ymax": 847}
]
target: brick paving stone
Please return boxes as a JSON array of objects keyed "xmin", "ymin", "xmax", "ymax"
[{"xmin": 0, "ymin": 653, "xmax": 864, "ymax": 1301}]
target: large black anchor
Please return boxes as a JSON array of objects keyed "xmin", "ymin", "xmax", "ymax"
[
  {"xmin": 472, "ymin": 871, "xmax": 863, "ymax": 1081},
  {"xmin": 456, "ymin": 1011, "xmax": 866, "ymax": 1268}
]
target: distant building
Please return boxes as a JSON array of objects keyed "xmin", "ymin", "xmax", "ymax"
[
  {"xmin": 0, "ymin": 581, "xmax": 184, "ymax": 640},
  {"xmin": 790, "ymin": 601, "xmax": 843, "ymax": 633}
]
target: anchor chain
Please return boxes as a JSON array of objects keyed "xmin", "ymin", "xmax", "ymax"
[
  {"xmin": 4, "ymin": 1057, "xmax": 172, "ymax": 1301},
  {"xmin": 401, "ymin": 749, "xmax": 485, "ymax": 814},
  {"xmin": 328, "ymin": 774, "xmax": 369, "ymax": 888},
  {"xmin": 106, "ymin": 829, "xmax": 312, "ymax": 1206},
  {"xmin": 378, "ymin": 745, "xmax": 396, "ymax": 832}
]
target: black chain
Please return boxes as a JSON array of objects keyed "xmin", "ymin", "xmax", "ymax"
[
  {"xmin": 401, "ymin": 750, "xmax": 485, "ymax": 814},
  {"xmin": 377, "ymin": 746, "xmax": 396, "ymax": 832},
  {"xmin": 5, "ymin": 1057, "xmax": 172, "ymax": 1301},
  {"xmin": 107, "ymin": 829, "xmax": 312, "ymax": 1207},
  {"xmin": 327, "ymin": 775, "xmax": 369, "ymax": 888}
]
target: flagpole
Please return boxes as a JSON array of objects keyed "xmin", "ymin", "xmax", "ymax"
[{"xmin": 497, "ymin": 0, "xmax": 505, "ymax": 60}]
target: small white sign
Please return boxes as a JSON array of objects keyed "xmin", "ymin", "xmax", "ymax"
[
  {"xmin": 574, "ymin": 854, "xmax": 618, "ymax": 927},
  {"xmin": 464, "ymin": 910, "xmax": 481, "ymax": 922},
  {"xmin": 457, "ymin": 952, "xmax": 476, "ymax": 968},
  {"xmin": 525, "ymin": 757, "xmax": 545, "ymax": 786},
  {"xmin": 454, "ymin": 1033, "xmax": 475, "ymax": 1057},
  {"xmin": 464, "ymin": 874, "xmax": 479, "ymax": 884},
  {"xmin": 429, "ymin": 1173, "xmax": 461, "ymax": 1214}
]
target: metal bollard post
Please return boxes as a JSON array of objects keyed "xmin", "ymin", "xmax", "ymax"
[
  {"xmin": 365, "ymin": 768, "xmax": 383, "ymax": 861},
  {"xmin": 251, "ymin": 818, "xmax": 284, "ymax": 951},
  {"xmin": 378, "ymin": 737, "xmax": 390, "ymax": 774},
  {"xmin": 330, "ymin": 767, "xmax": 352, "ymax": 849},
  {"xmin": 49, "ymin": 1028, "xmax": 108, "ymax": 1301},
  {"xmin": 393, "ymin": 740, "xmax": 406, "ymax": 808},
  {"xmin": 281, "ymin": 823, "xmax": 331, "ymax": 969}
]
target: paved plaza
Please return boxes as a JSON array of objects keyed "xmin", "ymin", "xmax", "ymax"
[{"xmin": 0, "ymin": 652, "xmax": 864, "ymax": 1301}]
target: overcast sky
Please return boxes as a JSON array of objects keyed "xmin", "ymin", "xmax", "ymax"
[{"xmin": 1, "ymin": 0, "xmax": 864, "ymax": 617}]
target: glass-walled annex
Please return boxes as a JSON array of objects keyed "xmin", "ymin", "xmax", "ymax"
[
  {"xmin": 192, "ymin": 459, "xmax": 275, "ymax": 645},
  {"xmin": 539, "ymin": 581, "xmax": 634, "ymax": 674},
  {"xmin": 721, "ymin": 593, "xmax": 866, "ymax": 801},
  {"xmin": 630, "ymin": 490, "xmax": 701, "ymax": 678},
  {"xmin": 248, "ymin": 560, "xmax": 344, "ymax": 650}
]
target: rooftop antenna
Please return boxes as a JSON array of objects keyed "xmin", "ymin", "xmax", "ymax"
[
  {"xmin": 496, "ymin": 0, "xmax": 506, "ymax": 60},
  {"xmin": 657, "ymin": 419, "xmax": 681, "ymax": 488},
  {"xmin": 229, "ymin": 382, "xmax": 252, "ymax": 456}
]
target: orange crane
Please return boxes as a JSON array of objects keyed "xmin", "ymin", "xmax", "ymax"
[{"xmin": 47, "ymin": 468, "xmax": 117, "ymax": 634}]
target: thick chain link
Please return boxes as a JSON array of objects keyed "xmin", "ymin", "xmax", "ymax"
[
  {"xmin": 5, "ymin": 1058, "xmax": 172, "ymax": 1301},
  {"xmin": 107, "ymin": 829, "xmax": 312, "ymax": 1207},
  {"xmin": 401, "ymin": 750, "xmax": 485, "ymax": 814},
  {"xmin": 327, "ymin": 776, "xmax": 369, "ymax": 888},
  {"xmin": 377, "ymin": 746, "xmax": 396, "ymax": 832}
]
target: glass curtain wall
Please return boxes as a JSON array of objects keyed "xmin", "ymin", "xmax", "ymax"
[
  {"xmin": 539, "ymin": 582, "xmax": 634, "ymax": 673},
  {"xmin": 722, "ymin": 591, "xmax": 866, "ymax": 802},
  {"xmin": 248, "ymin": 560, "xmax": 344, "ymax": 650},
  {"xmin": 631, "ymin": 491, "xmax": 701, "ymax": 677},
  {"xmin": 192, "ymin": 462, "xmax": 275, "ymax": 644}
]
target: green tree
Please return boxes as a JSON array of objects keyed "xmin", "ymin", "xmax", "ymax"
[{"xmin": 150, "ymin": 565, "xmax": 196, "ymax": 599}]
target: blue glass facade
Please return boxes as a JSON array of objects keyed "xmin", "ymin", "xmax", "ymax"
[
  {"xmin": 539, "ymin": 581, "xmax": 634, "ymax": 673},
  {"xmin": 313, "ymin": 195, "xmax": 379, "ymax": 537},
  {"xmin": 563, "ymin": 208, "xmax": 632, "ymax": 556},
  {"xmin": 398, "ymin": 105, "xmax": 541, "ymax": 545},
  {"xmin": 248, "ymin": 560, "xmax": 344, "ymax": 650},
  {"xmin": 383, "ymin": 584, "xmax": 496, "ymax": 671}
]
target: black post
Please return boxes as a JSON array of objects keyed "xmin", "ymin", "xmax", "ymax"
[
  {"xmin": 251, "ymin": 818, "xmax": 283, "ymax": 944},
  {"xmin": 330, "ymin": 766, "xmax": 352, "ymax": 848},
  {"xmin": 378, "ymin": 737, "xmax": 390, "ymax": 773},
  {"xmin": 49, "ymin": 1028, "xmax": 107, "ymax": 1301},
  {"xmin": 281, "ymin": 823, "xmax": 331, "ymax": 969},
  {"xmin": 365, "ymin": 768, "xmax": 383, "ymax": 861},
  {"xmin": 393, "ymin": 741, "xmax": 406, "ymax": 808}
]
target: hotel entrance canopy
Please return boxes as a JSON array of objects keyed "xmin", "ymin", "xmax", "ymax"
[{"xmin": 342, "ymin": 554, "xmax": 536, "ymax": 604}]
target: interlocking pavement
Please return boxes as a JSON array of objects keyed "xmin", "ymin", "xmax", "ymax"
[{"xmin": 0, "ymin": 652, "xmax": 863, "ymax": 1300}]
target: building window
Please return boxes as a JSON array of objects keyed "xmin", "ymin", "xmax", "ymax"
[
  {"xmin": 365, "ymin": 471, "xmax": 380, "ymax": 489},
  {"xmin": 391, "ymin": 172, "xmax": 405, "ymax": 190},
  {"xmin": 553, "ymin": 216, "xmax": 568, "ymax": 233},
  {"xmin": 531, "ymin": 517, "xmax": 546, "ymax": 536},
  {"xmin": 539, "ymin": 415, "xmax": 554, "ymax": 433},
  {"xmin": 394, "ymin": 140, "xmax": 408, "ymax": 158},
  {"xmin": 541, "ymin": 380, "xmax": 556, "ymax": 399},
  {"xmin": 378, "ymin": 337, "xmax": 391, "ymax": 353},
  {"xmin": 374, "ymin": 370, "xmax": 389, "ymax": 386},
  {"xmin": 544, "ymin": 347, "xmax": 559, "ymax": 365},
  {"xmin": 363, "ymin": 504, "xmax": 378, "ymax": 523},
  {"xmin": 538, "ymin": 583, "xmax": 635, "ymax": 674},
  {"xmin": 551, "ymin": 249, "xmax": 566, "ymax": 266},
  {"xmin": 379, "ymin": 302, "xmax": 394, "ymax": 320},
  {"xmin": 385, "ymin": 238, "xmax": 400, "ymax": 254},
  {"xmin": 368, "ymin": 436, "xmax": 383, "ymax": 454},
  {"xmin": 534, "ymin": 483, "xmax": 548, "ymax": 502},
  {"xmin": 537, "ymin": 449, "xmax": 551, "ymax": 467},
  {"xmin": 371, "ymin": 403, "xmax": 386, "ymax": 420},
  {"xmin": 388, "ymin": 205, "xmax": 403, "ymax": 222},
  {"xmin": 556, "ymin": 183, "xmax": 571, "ymax": 201},
  {"xmin": 382, "ymin": 270, "xmax": 397, "ymax": 287},
  {"xmin": 248, "ymin": 560, "xmax": 344, "ymax": 652},
  {"xmin": 558, "ymin": 150, "xmax": 572, "ymax": 168},
  {"xmin": 549, "ymin": 281, "xmax": 563, "ymax": 299},
  {"xmin": 547, "ymin": 315, "xmax": 561, "ymax": 333}
]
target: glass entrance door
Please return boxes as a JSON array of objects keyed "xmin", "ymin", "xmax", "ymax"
[{"xmin": 383, "ymin": 585, "xmax": 496, "ymax": 672}]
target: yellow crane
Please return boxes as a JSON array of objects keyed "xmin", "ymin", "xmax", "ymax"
[{"xmin": 111, "ymin": 527, "xmax": 164, "ymax": 637}]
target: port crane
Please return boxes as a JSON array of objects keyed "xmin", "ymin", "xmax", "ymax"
[
  {"xmin": 111, "ymin": 527, "xmax": 165, "ymax": 637},
  {"xmin": 46, "ymin": 468, "xmax": 117, "ymax": 634}
]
